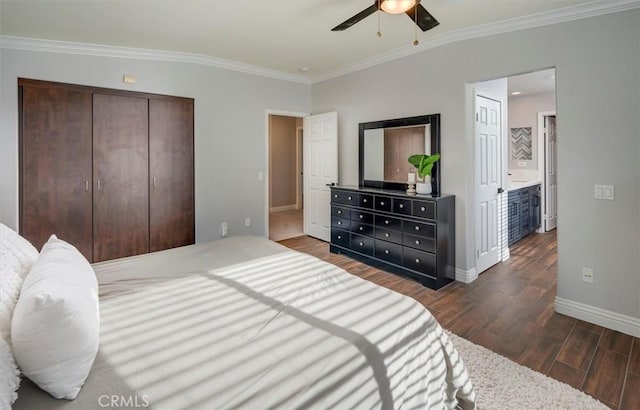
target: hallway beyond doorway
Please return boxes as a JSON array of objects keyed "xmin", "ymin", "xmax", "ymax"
[{"xmin": 269, "ymin": 208, "xmax": 303, "ymax": 241}]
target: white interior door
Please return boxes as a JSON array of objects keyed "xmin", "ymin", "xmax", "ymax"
[
  {"xmin": 303, "ymin": 112, "xmax": 338, "ymax": 241},
  {"xmin": 475, "ymin": 95, "xmax": 502, "ymax": 274},
  {"xmin": 545, "ymin": 115, "xmax": 558, "ymax": 231}
]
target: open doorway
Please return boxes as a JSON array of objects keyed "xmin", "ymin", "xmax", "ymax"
[
  {"xmin": 473, "ymin": 68, "xmax": 557, "ymax": 276},
  {"xmin": 506, "ymin": 68, "xmax": 557, "ymax": 240},
  {"xmin": 268, "ymin": 114, "xmax": 305, "ymax": 241}
]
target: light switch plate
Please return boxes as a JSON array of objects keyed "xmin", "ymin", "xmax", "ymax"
[{"xmin": 594, "ymin": 185, "xmax": 614, "ymax": 200}]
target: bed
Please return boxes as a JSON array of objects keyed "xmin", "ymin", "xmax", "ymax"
[{"xmin": 12, "ymin": 235, "xmax": 475, "ymax": 409}]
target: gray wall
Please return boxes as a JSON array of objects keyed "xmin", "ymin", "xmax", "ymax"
[
  {"xmin": 312, "ymin": 10, "xmax": 640, "ymax": 320},
  {"xmin": 0, "ymin": 49, "xmax": 311, "ymax": 241},
  {"xmin": 508, "ymin": 92, "xmax": 556, "ymax": 172}
]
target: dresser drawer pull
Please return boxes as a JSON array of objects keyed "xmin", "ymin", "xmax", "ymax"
[
  {"xmin": 385, "ymin": 233, "xmax": 390, "ymax": 238},
  {"xmin": 337, "ymin": 221, "xmax": 342, "ymax": 225},
  {"xmin": 359, "ymin": 242, "xmax": 364, "ymax": 246},
  {"xmin": 415, "ymin": 258, "xmax": 421, "ymax": 263},
  {"xmin": 399, "ymin": 204, "xmax": 404, "ymax": 208},
  {"xmin": 415, "ymin": 240, "xmax": 421, "ymax": 245},
  {"xmin": 363, "ymin": 198, "xmax": 368, "ymax": 203},
  {"xmin": 334, "ymin": 194, "xmax": 338, "ymax": 198},
  {"xmin": 380, "ymin": 201, "xmax": 385, "ymax": 206},
  {"xmin": 348, "ymin": 196, "xmax": 353, "ymax": 200},
  {"xmin": 420, "ymin": 206, "xmax": 426, "ymax": 211},
  {"xmin": 359, "ymin": 215, "xmax": 363, "ymax": 219},
  {"xmin": 384, "ymin": 249, "xmax": 390, "ymax": 254},
  {"xmin": 337, "ymin": 235, "xmax": 342, "ymax": 240},
  {"xmin": 337, "ymin": 210, "xmax": 342, "ymax": 214},
  {"xmin": 414, "ymin": 226, "xmax": 420, "ymax": 231},
  {"xmin": 384, "ymin": 220, "xmax": 390, "ymax": 225},
  {"xmin": 359, "ymin": 226, "xmax": 364, "ymax": 231}
]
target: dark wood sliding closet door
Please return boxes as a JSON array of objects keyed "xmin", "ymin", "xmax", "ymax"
[
  {"xmin": 20, "ymin": 84, "xmax": 93, "ymax": 259},
  {"xmin": 149, "ymin": 98, "xmax": 195, "ymax": 251},
  {"xmin": 93, "ymin": 94, "xmax": 149, "ymax": 262}
]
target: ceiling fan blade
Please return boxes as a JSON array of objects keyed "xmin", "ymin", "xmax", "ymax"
[
  {"xmin": 331, "ymin": 4, "xmax": 378, "ymax": 31},
  {"xmin": 406, "ymin": 3, "xmax": 439, "ymax": 32}
]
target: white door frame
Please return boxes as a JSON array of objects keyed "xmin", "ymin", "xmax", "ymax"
[
  {"xmin": 538, "ymin": 110, "xmax": 557, "ymax": 232},
  {"xmin": 264, "ymin": 109, "xmax": 309, "ymax": 239},
  {"xmin": 296, "ymin": 126, "xmax": 303, "ymax": 210}
]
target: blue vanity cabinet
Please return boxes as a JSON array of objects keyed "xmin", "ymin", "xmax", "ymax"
[{"xmin": 508, "ymin": 184, "xmax": 541, "ymax": 246}]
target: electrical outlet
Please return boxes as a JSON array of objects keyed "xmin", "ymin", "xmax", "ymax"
[
  {"xmin": 582, "ymin": 267, "xmax": 594, "ymax": 283},
  {"xmin": 594, "ymin": 185, "xmax": 614, "ymax": 200},
  {"xmin": 245, "ymin": 217, "xmax": 251, "ymax": 227},
  {"xmin": 221, "ymin": 222, "xmax": 228, "ymax": 237}
]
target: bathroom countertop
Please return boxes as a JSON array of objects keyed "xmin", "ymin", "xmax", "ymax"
[{"xmin": 507, "ymin": 180, "xmax": 542, "ymax": 191}]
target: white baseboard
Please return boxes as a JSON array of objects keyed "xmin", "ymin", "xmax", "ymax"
[
  {"xmin": 455, "ymin": 267, "xmax": 478, "ymax": 284},
  {"xmin": 270, "ymin": 205, "xmax": 297, "ymax": 213},
  {"xmin": 555, "ymin": 297, "xmax": 640, "ymax": 338}
]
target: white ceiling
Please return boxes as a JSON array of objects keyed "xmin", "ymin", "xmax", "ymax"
[
  {"xmin": 0, "ymin": 0, "xmax": 635, "ymax": 82},
  {"xmin": 508, "ymin": 68, "xmax": 556, "ymax": 97}
]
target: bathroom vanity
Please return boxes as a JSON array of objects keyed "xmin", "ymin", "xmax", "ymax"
[{"xmin": 507, "ymin": 181, "xmax": 541, "ymax": 246}]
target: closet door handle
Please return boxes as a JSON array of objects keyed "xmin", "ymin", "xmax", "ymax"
[
  {"xmin": 85, "ymin": 181, "xmax": 89, "ymax": 191},
  {"xmin": 152, "ymin": 177, "xmax": 157, "ymax": 187},
  {"xmin": 97, "ymin": 179, "xmax": 102, "ymax": 191}
]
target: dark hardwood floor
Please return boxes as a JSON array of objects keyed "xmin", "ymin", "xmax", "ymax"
[{"xmin": 279, "ymin": 231, "xmax": 640, "ymax": 409}]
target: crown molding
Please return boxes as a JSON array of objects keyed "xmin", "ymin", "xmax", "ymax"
[
  {"xmin": 0, "ymin": 36, "xmax": 312, "ymax": 85},
  {"xmin": 1, "ymin": 0, "xmax": 637, "ymax": 85},
  {"xmin": 311, "ymin": 0, "xmax": 640, "ymax": 83}
]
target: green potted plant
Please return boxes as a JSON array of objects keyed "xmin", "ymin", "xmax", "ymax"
[{"xmin": 408, "ymin": 153, "xmax": 440, "ymax": 194}]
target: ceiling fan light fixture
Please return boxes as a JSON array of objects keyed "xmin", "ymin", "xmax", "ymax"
[{"xmin": 380, "ymin": 0, "xmax": 416, "ymax": 14}]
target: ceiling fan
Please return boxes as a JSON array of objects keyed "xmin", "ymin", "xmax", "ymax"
[{"xmin": 331, "ymin": 0, "xmax": 439, "ymax": 33}]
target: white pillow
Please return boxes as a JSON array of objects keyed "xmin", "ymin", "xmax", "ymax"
[
  {"xmin": 12, "ymin": 235, "xmax": 99, "ymax": 400},
  {"xmin": 0, "ymin": 223, "xmax": 39, "ymax": 344},
  {"xmin": 0, "ymin": 336, "xmax": 20, "ymax": 409}
]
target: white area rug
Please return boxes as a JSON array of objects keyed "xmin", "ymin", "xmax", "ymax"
[{"xmin": 446, "ymin": 331, "xmax": 607, "ymax": 409}]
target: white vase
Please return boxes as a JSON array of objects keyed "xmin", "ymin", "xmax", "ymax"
[{"xmin": 416, "ymin": 181, "xmax": 432, "ymax": 195}]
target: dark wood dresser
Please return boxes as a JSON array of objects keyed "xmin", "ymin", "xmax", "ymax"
[{"xmin": 329, "ymin": 186, "xmax": 455, "ymax": 290}]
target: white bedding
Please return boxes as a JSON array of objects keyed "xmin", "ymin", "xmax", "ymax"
[{"xmin": 14, "ymin": 236, "xmax": 475, "ymax": 409}]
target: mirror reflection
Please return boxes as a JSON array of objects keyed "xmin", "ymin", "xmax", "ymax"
[{"xmin": 363, "ymin": 124, "xmax": 430, "ymax": 183}]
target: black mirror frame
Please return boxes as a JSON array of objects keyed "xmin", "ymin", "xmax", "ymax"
[{"xmin": 359, "ymin": 113, "xmax": 441, "ymax": 196}]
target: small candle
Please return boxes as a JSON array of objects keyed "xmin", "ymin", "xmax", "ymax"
[{"xmin": 408, "ymin": 172, "xmax": 416, "ymax": 183}]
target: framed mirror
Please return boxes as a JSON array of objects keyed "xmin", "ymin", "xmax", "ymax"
[{"xmin": 359, "ymin": 114, "xmax": 441, "ymax": 195}]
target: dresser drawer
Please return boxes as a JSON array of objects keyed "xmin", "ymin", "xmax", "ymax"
[
  {"xmin": 359, "ymin": 194, "xmax": 374, "ymax": 209},
  {"xmin": 350, "ymin": 210, "xmax": 373, "ymax": 224},
  {"xmin": 393, "ymin": 198, "xmax": 412, "ymax": 216},
  {"xmin": 331, "ymin": 229, "xmax": 350, "ymax": 247},
  {"xmin": 350, "ymin": 233, "xmax": 374, "ymax": 256},
  {"xmin": 413, "ymin": 200, "xmax": 436, "ymax": 220},
  {"xmin": 374, "ymin": 240, "xmax": 402, "ymax": 265},
  {"xmin": 403, "ymin": 233, "xmax": 436, "ymax": 253},
  {"xmin": 374, "ymin": 195, "xmax": 392, "ymax": 212},
  {"xmin": 351, "ymin": 222, "xmax": 373, "ymax": 236},
  {"xmin": 374, "ymin": 227, "xmax": 403, "ymax": 245},
  {"xmin": 402, "ymin": 220, "xmax": 435, "ymax": 238},
  {"xmin": 374, "ymin": 214, "xmax": 402, "ymax": 231},
  {"xmin": 331, "ymin": 216, "xmax": 350, "ymax": 230},
  {"xmin": 331, "ymin": 206, "xmax": 349, "ymax": 218},
  {"xmin": 332, "ymin": 190, "xmax": 359, "ymax": 206},
  {"xmin": 403, "ymin": 247, "xmax": 436, "ymax": 276}
]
